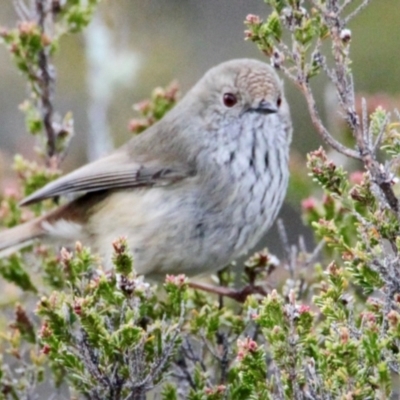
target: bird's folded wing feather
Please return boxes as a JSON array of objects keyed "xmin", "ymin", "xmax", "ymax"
[{"xmin": 20, "ymin": 150, "xmax": 192, "ymax": 206}]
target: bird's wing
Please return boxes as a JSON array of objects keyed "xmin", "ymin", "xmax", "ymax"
[{"xmin": 20, "ymin": 149, "xmax": 192, "ymax": 206}]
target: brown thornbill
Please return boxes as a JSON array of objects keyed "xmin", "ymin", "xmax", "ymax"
[{"xmin": 0, "ymin": 59, "xmax": 292, "ymax": 279}]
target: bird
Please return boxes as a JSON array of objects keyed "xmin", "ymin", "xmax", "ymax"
[{"xmin": 0, "ymin": 58, "xmax": 292, "ymax": 280}]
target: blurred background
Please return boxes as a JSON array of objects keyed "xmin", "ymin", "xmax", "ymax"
[{"xmin": 0, "ymin": 0, "xmax": 399, "ymax": 258}]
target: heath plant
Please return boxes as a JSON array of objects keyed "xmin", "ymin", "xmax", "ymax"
[{"xmin": 0, "ymin": 1, "xmax": 399, "ymax": 399}]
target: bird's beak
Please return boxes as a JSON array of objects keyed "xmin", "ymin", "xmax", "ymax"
[{"xmin": 248, "ymin": 100, "xmax": 278, "ymax": 114}]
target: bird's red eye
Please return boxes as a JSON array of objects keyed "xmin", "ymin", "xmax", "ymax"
[
  {"xmin": 277, "ymin": 96, "xmax": 282, "ymax": 108},
  {"xmin": 223, "ymin": 93, "xmax": 238, "ymax": 108}
]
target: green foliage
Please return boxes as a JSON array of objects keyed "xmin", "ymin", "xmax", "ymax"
[
  {"xmin": 59, "ymin": 0, "xmax": 101, "ymax": 33},
  {"xmin": 0, "ymin": 254, "xmax": 37, "ymax": 293},
  {"xmin": 13, "ymin": 155, "xmax": 61, "ymax": 199},
  {"xmin": 307, "ymin": 148, "xmax": 348, "ymax": 196},
  {"xmin": 245, "ymin": 1, "xmax": 329, "ymax": 78},
  {"xmin": 129, "ymin": 82, "xmax": 180, "ymax": 134},
  {"xmin": 35, "ymin": 243, "xmax": 186, "ymax": 398},
  {"xmin": 0, "ymin": 1, "xmax": 79, "ymax": 157}
]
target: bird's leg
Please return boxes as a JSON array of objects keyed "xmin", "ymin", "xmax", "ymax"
[{"xmin": 188, "ymin": 281, "xmax": 268, "ymax": 303}]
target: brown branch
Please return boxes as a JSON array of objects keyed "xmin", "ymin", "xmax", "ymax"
[
  {"xmin": 299, "ymin": 80, "xmax": 361, "ymax": 159},
  {"xmin": 188, "ymin": 281, "xmax": 268, "ymax": 303},
  {"xmin": 327, "ymin": 10, "xmax": 399, "ymax": 215},
  {"xmin": 296, "ymin": 0, "xmax": 400, "ymax": 216},
  {"xmin": 275, "ymin": 0, "xmax": 397, "ymax": 218},
  {"xmin": 35, "ymin": 0, "xmax": 57, "ymax": 161},
  {"xmin": 346, "ymin": 104, "xmax": 398, "ymax": 215},
  {"xmin": 348, "ymin": 97, "xmax": 399, "ymax": 213}
]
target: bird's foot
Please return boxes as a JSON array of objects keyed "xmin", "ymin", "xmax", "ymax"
[{"xmin": 188, "ymin": 281, "xmax": 268, "ymax": 303}]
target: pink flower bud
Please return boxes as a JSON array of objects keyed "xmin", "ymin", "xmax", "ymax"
[
  {"xmin": 39, "ymin": 322, "xmax": 51, "ymax": 338},
  {"xmin": 18, "ymin": 21, "xmax": 37, "ymax": 35},
  {"xmin": 133, "ymin": 100, "xmax": 151, "ymax": 113},
  {"xmin": 349, "ymin": 171, "xmax": 364, "ymax": 185},
  {"xmin": 75, "ymin": 241, "xmax": 83, "ymax": 253},
  {"xmin": 387, "ymin": 310, "xmax": 400, "ymax": 326},
  {"xmin": 245, "ymin": 14, "xmax": 261, "ymax": 24},
  {"xmin": 244, "ymin": 30, "xmax": 253, "ymax": 40},
  {"xmin": 301, "ymin": 197, "xmax": 317, "ymax": 211},
  {"xmin": 41, "ymin": 344, "xmax": 51, "ymax": 355},
  {"xmin": 298, "ymin": 304, "xmax": 310, "ymax": 314},
  {"xmin": 339, "ymin": 327, "xmax": 349, "ymax": 344},
  {"xmin": 112, "ymin": 237, "xmax": 127, "ymax": 254},
  {"xmin": 60, "ymin": 247, "xmax": 72, "ymax": 263},
  {"xmin": 165, "ymin": 274, "xmax": 187, "ymax": 287},
  {"xmin": 128, "ymin": 118, "xmax": 148, "ymax": 132},
  {"xmin": 237, "ymin": 337, "xmax": 258, "ymax": 361}
]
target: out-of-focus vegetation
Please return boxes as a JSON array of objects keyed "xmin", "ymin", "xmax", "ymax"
[{"xmin": 0, "ymin": 1, "xmax": 400, "ymax": 399}]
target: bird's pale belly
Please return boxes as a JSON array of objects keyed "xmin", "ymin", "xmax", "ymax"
[{"xmin": 84, "ymin": 158, "xmax": 288, "ymax": 278}]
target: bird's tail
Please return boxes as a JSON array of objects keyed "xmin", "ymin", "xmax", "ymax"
[{"xmin": 0, "ymin": 218, "xmax": 44, "ymax": 258}]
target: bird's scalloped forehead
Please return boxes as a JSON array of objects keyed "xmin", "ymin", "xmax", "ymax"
[{"xmin": 207, "ymin": 58, "xmax": 281, "ymax": 95}]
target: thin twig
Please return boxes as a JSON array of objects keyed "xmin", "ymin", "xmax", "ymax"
[
  {"xmin": 344, "ymin": 0, "xmax": 373, "ymax": 25},
  {"xmin": 35, "ymin": 0, "xmax": 57, "ymax": 160},
  {"xmin": 326, "ymin": 7, "xmax": 400, "ymax": 215},
  {"xmin": 277, "ymin": 219, "xmax": 291, "ymax": 261},
  {"xmin": 373, "ymin": 113, "xmax": 390, "ymax": 153},
  {"xmin": 299, "ymin": 81, "xmax": 361, "ymax": 159},
  {"xmin": 216, "ymin": 331, "xmax": 230, "ymax": 384},
  {"xmin": 361, "ymin": 98, "xmax": 370, "ymax": 150},
  {"xmin": 13, "ymin": 0, "xmax": 31, "ymax": 19},
  {"xmin": 338, "ymin": 0, "xmax": 354, "ymax": 14},
  {"xmin": 183, "ymin": 337, "xmax": 208, "ymax": 374},
  {"xmin": 174, "ymin": 356, "xmax": 196, "ymax": 390},
  {"xmin": 305, "ymin": 240, "xmax": 325, "ymax": 268}
]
